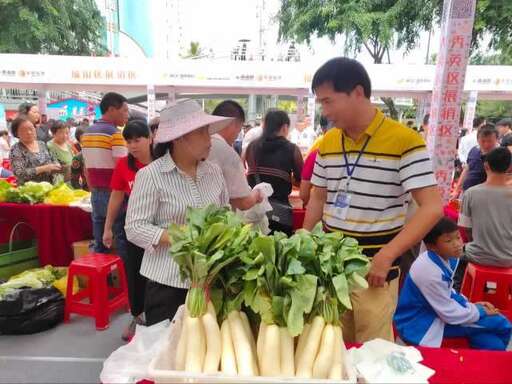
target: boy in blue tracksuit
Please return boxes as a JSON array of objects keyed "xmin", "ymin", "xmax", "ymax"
[{"xmin": 394, "ymin": 217, "xmax": 511, "ymax": 350}]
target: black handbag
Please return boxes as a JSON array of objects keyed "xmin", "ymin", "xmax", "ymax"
[{"xmin": 254, "ymin": 173, "xmax": 293, "ymax": 229}]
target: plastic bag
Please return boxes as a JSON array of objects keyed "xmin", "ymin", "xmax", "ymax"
[
  {"xmin": 0, "ymin": 286, "xmax": 64, "ymax": 334},
  {"xmin": 100, "ymin": 319, "xmax": 171, "ymax": 384},
  {"xmin": 238, "ymin": 182, "xmax": 274, "ymax": 234}
]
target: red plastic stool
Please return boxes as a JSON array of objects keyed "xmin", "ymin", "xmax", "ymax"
[
  {"xmin": 461, "ymin": 263, "xmax": 512, "ymax": 322},
  {"xmin": 64, "ymin": 253, "xmax": 130, "ymax": 330}
]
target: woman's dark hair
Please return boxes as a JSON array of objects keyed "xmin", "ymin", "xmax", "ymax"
[
  {"xmin": 154, "ymin": 142, "xmax": 173, "ymax": 159},
  {"xmin": 312, "ymin": 57, "xmax": 372, "ymax": 98},
  {"xmin": 424, "ymin": 217, "xmax": 459, "ymax": 245},
  {"xmin": 99, "ymin": 92, "xmax": 127, "ymax": 115},
  {"xmin": 251, "ymin": 109, "xmax": 290, "ymax": 163},
  {"xmin": 49, "ymin": 120, "xmax": 68, "ymax": 135},
  {"xmin": 10, "ymin": 115, "xmax": 32, "ymax": 138},
  {"xmin": 149, "ymin": 117, "xmax": 160, "ymax": 135},
  {"xmin": 18, "ymin": 102, "xmax": 36, "ymax": 115},
  {"xmin": 123, "ymin": 119, "xmax": 154, "ymax": 171}
]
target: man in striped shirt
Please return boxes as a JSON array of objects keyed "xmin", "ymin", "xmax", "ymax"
[
  {"xmin": 82, "ymin": 92, "xmax": 128, "ymax": 253},
  {"xmin": 304, "ymin": 58, "xmax": 443, "ymax": 343}
]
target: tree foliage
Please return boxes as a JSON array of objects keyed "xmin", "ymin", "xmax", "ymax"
[{"xmin": 0, "ymin": 0, "xmax": 106, "ymax": 55}]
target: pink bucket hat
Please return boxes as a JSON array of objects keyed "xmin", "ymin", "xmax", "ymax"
[{"xmin": 154, "ymin": 99, "xmax": 233, "ymax": 144}]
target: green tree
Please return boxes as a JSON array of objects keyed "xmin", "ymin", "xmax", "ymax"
[
  {"xmin": 0, "ymin": 0, "xmax": 106, "ymax": 55},
  {"xmin": 277, "ymin": 0, "xmax": 437, "ymax": 119},
  {"xmin": 183, "ymin": 41, "xmax": 203, "ymax": 59}
]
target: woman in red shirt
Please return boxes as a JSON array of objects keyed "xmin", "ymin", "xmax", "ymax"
[{"xmin": 103, "ymin": 119, "xmax": 153, "ymax": 340}]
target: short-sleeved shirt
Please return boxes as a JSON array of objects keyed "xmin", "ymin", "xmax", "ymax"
[
  {"xmin": 246, "ymin": 136, "xmax": 303, "ymax": 204},
  {"xmin": 458, "ymin": 184, "xmax": 512, "ymax": 267},
  {"xmin": 311, "ymin": 109, "xmax": 436, "ymax": 278},
  {"xmin": 208, "ymin": 134, "xmax": 251, "ymax": 199},
  {"xmin": 47, "ymin": 141, "xmax": 74, "ymax": 166},
  {"xmin": 110, "ymin": 156, "xmax": 146, "ymax": 196},
  {"xmin": 462, "ymin": 146, "xmax": 486, "ymax": 191},
  {"xmin": 81, "ymin": 120, "xmax": 127, "ymax": 189}
]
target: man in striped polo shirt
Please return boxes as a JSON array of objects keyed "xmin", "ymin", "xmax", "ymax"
[
  {"xmin": 82, "ymin": 92, "xmax": 128, "ymax": 253},
  {"xmin": 304, "ymin": 58, "xmax": 443, "ymax": 343}
]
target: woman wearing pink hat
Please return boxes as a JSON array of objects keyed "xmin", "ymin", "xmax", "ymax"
[{"xmin": 125, "ymin": 100, "xmax": 232, "ymax": 325}]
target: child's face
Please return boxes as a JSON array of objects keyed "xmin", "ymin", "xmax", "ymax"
[{"xmin": 431, "ymin": 231, "xmax": 464, "ymax": 259}]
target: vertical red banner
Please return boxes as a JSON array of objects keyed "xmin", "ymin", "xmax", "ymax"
[{"xmin": 427, "ymin": 0, "xmax": 476, "ymax": 202}]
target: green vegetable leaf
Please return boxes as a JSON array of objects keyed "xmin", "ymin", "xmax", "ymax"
[
  {"xmin": 332, "ymin": 274, "xmax": 352, "ymax": 310},
  {"xmin": 287, "ymin": 274, "xmax": 317, "ymax": 336},
  {"xmin": 286, "ymin": 258, "xmax": 305, "ymax": 275}
]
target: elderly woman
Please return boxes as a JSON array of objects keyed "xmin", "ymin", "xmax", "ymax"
[
  {"xmin": 47, "ymin": 120, "xmax": 74, "ymax": 182},
  {"xmin": 18, "ymin": 102, "xmax": 50, "ymax": 143},
  {"xmin": 9, "ymin": 115, "xmax": 61, "ymax": 185},
  {"xmin": 125, "ymin": 100, "xmax": 232, "ymax": 325}
]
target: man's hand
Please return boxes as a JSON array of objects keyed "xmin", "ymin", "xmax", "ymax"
[
  {"xmin": 102, "ymin": 228, "xmax": 113, "ymax": 249},
  {"xmin": 476, "ymin": 301, "xmax": 500, "ymax": 315},
  {"xmin": 367, "ymin": 251, "xmax": 394, "ymax": 288}
]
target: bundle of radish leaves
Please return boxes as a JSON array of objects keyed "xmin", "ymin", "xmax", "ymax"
[
  {"xmin": 243, "ymin": 233, "xmax": 318, "ymax": 377},
  {"xmin": 294, "ymin": 224, "xmax": 370, "ymax": 379},
  {"xmin": 168, "ymin": 205, "xmax": 254, "ymax": 374}
]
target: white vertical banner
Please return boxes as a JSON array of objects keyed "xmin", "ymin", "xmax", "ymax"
[
  {"xmin": 427, "ymin": 0, "xmax": 476, "ymax": 203},
  {"xmin": 147, "ymin": 84, "xmax": 156, "ymax": 120},
  {"xmin": 463, "ymin": 90, "xmax": 478, "ymax": 132}
]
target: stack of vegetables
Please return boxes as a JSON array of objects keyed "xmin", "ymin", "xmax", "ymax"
[
  {"xmin": 0, "ymin": 180, "xmax": 89, "ymax": 205},
  {"xmin": 168, "ymin": 205, "xmax": 370, "ymax": 380},
  {"xmin": 0, "ymin": 265, "xmax": 67, "ymax": 299}
]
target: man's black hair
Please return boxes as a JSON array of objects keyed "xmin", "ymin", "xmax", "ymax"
[
  {"xmin": 477, "ymin": 124, "xmax": 498, "ymax": 139},
  {"xmin": 212, "ymin": 100, "xmax": 246, "ymax": 122},
  {"xmin": 501, "ymin": 134, "xmax": 512, "ymax": 148},
  {"xmin": 496, "ymin": 118, "xmax": 512, "ymax": 129},
  {"xmin": 312, "ymin": 57, "xmax": 372, "ymax": 98},
  {"xmin": 484, "ymin": 147, "xmax": 511, "ymax": 174},
  {"xmin": 99, "ymin": 92, "xmax": 127, "ymax": 115},
  {"xmin": 424, "ymin": 217, "xmax": 459, "ymax": 245}
]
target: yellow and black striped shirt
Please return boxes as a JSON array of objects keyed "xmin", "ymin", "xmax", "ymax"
[{"xmin": 311, "ymin": 109, "xmax": 436, "ymax": 276}]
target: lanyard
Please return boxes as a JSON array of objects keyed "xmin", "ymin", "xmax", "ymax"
[
  {"xmin": 340, "ymin": 116, "xmax": 387, "ymax": 192},
  {"xmin": 342, "ymin": 134, "xmax": 371, "ymax": 192}
]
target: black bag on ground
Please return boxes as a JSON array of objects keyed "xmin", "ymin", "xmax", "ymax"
[{"xmin": 0, "ymin": 287, "xmax": 64, "ymax": 334}]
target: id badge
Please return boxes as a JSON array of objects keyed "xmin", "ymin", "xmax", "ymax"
[{"xmin": 331, "ymin": 192, "xmax": 352, "ymax": 220}]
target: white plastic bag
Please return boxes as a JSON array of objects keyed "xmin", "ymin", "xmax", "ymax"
[
  {"xmin": 100, "ymin": 320, "xmax": 170, "ymax": 384},
  {"xmin": 238, "ymin": 182, "xmax": 274, "ymax": 234}
]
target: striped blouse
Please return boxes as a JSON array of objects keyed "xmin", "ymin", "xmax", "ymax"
[{"xmin": 125, "ymin": 151, "xmax": 229, "ymax": 288}]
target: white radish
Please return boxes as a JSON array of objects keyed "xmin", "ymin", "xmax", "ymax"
[
  {"xmin": 312, "ymin": 324, "xmax": 335, "ymax": 379},
  {"xmin": 294, "ymin": 321, "xmax": 311, "ymax": 367},
  {"xmin": 202, "ymin": 311, "xmax": 222, "ymax": 373},
  {"xmin": 175, "ymin": 312, "xmax": 189, "ymax": 370},
  {"xmin": 239, "ymin": 311, "xmax": 259, "ymax": 374},
  {"xmin": 295, "ymin": 316, "xmax": 325, "ymax": 378},
  {"xmin": 184, "ymin": 316, "xmax": 206, "ymax": 373},
  {"xmin": 328, "ymin": 326, "xmax": 345, "ymax": 380},
  {"xmin": 279, "ymin": 327, "xmax": 295, "ymax": 377},
  {"xmin": 228, "ymin": 311, "xmax": 256, "ymax": 376},
  {"xmin": 206, "ymin": 301, "xmax": 216, "ymax": 318},
  {"xmin": 260, "ymin": 323, "xmax": 281, "ymax": 377},
  {"xmin": 220, "ymin": 319, "xmax": 238, "ymax": 375},
  {"xmin": 257, "ymin": 322, "xmax": 267, "ymax": 368}
]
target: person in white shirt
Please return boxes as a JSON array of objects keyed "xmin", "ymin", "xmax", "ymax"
[
  {"xmin": 458, "ymin": 117, "xmax": 485, "ymax": 164},
  {"xmin": 208, "ymin": 100, "xmax": 263, "ymax": 210},
  {"xmin": 241, "ymin": 121, "xmax": 262, "ymax": 157},
  {"xmin": 289, "ymin": 117, "xmax": 317, "ymax": 154},
  {"xmin": 0, "ymin": 130, "xmax": 10, "ymax": 160}
]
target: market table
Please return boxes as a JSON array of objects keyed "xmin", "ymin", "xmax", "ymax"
[
  {"xmin": 0, "ymin": 202, "xmax": 93, "ymax": 267},
  {"xmin": 135, "ymin": 345, "xmax": 512, "ymax": 384}
]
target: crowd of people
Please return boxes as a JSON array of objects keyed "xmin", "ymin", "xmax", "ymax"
[{"xmin": 1, "ymin": 56, "xmax": 511, "ymax": 349}]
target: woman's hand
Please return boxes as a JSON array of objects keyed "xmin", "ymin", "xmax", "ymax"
[
  {"xmin": 103, "ymin": 228, "xmax": 113, "ymax": 249},
  {"xmin": 45, "ymin": 163, "xmax": 62, "ymax": 173}
]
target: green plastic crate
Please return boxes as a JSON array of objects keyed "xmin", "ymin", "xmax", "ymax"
[{"xmin": 0, "ymin": 222, "xmax": 39, "ymax": 280}]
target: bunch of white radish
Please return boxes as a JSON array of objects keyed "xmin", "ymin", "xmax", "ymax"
[
  {"xmin": 168, "ymin": 206, "xmax": 257, "ymax": 374},
  {"xmin": 242, "ymin": 234, "xmax": 319, "ymax": 378}
]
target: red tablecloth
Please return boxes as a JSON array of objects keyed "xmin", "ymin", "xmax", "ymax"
[
  {"xmin": 0, "ymin": 203, "xmax": 93, "ymax": 266},
  {"xmin": 137, "ymin": 345, "xmax": 512, "ymax": 384}
]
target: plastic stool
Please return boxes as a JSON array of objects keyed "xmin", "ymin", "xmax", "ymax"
[
  {"xmin": 461, "ymin": 263, "xmax": 512, "ymax": 322},
  {"xmin": 64, "ymin": 253, "xmax": 130, "ymax": 330}
]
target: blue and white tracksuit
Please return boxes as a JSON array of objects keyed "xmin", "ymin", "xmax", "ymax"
[{"xmin": 394, "ymin": 251, "xmax": 511, "ymax": 350}]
